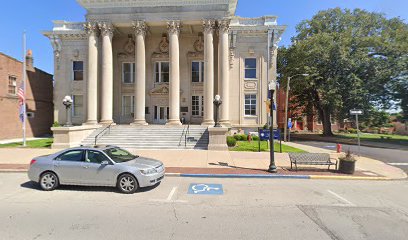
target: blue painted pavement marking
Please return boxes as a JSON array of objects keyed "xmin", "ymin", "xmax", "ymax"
[{"xmin": 188, "ymin": 183, "xmax": 224, "ymax": 195}]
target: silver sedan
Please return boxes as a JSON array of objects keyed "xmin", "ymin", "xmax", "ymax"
[{"xmin": 28, "ymin": 145, "xmax": 165, "ymax": 194}]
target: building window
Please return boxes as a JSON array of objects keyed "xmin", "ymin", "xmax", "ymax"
[
  {"xmin": 122, "ymin": 95, "xmax": 135, "ymax": 116},
  {"xmin": 8, "ymin": 76, "xmax": 17, "ymax": 95},
  {"xmin": 72, "ymin": 95, "xmax": 83, "ymax": 117},
  {"xmin": 244, "ymin": 58, "xmax": 257, "ymax": 79},
  {"xmin": 244, "ymin": 94, "xmax": 257, "ymax": 116},
  {"xmin": 122, "ymin": 62, "xmax": 135, "ymax": 84},
  {"xmin": 192, "ymin": 61, "xmax": 204, "ymax": 83},
  {"xmin": 155, "ymin": 61, "xmax": 169, "ymax": 83},
  {"xmin": 73, "ymin": 61, "xmax": 84, "ymax": 81},
  {"xmin": 192, "ymin": 96, "xmax": 204, "ymax": 117}
]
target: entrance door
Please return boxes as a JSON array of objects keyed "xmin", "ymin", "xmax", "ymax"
[{"xmin": 155, "ymin": 106, "xmax": 169, "ymax": 124}]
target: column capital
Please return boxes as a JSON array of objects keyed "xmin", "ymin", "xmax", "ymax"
[
  {"xmin": 98, "ymin": 22, "xmax": 114, "ymax": 38},
  {"xmin": 218, "ymin": 18, "xmax": 230, "ymax": 34},
  {"xmin": 133, "ymin": 20, "xmax": 148, "ymax": 37},
  {"xmin": 167, "ymin": 20, "xmax": 181, "ymax": 36},
  {"xmin": 84, "ymin": 22, "xmax": 98, "ymax": 35},
  {"xmin": 202, "ymin": 19, "xmax": 216, "ymax": 34}
]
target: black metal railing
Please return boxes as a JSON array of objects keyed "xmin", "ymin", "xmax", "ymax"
[
  {"xmin": 94, "ymin": 123, "xmax": 113, "ymax": 146},
  {"xmin": 178, "ymin": 123, "xmax": 190, "ymax": 148}
]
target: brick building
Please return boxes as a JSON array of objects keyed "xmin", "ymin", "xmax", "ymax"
[{"xmin": 0, "ymin": 51, "xmax": 54, "ymax": 140}]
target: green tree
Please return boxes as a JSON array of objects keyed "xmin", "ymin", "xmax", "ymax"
[{"xmin": 278, "ymin": 8, "xmax": 408, "ymax": 136}]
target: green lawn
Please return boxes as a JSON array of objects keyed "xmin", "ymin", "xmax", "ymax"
[
  {"xmin": 230, "ymin": 140, "xmax": 306, "ymax": 153},
  {"xmin": 336, "ymin": 133, "xmax": 408, "ymax": 145},
  {"xmin": 0, "ymin": 138, "xmax": 53, "ymax": 148}
]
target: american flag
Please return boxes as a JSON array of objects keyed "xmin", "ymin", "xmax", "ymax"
[{"xmin": 18, "ymin": 83, "xmax": 25, "ymax": 122}]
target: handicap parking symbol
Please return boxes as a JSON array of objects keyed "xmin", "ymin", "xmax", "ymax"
[{"xmin": 188, "ymin": 183, "xmax": 223, "ymax": 195}]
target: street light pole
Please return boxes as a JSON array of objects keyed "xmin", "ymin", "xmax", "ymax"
[
  {"xmin": 63, "ymin": 96, "xmax": 73, "ymax": 127},
  {"xmin": 283, "ymin": 73, "xmax": 309, "ymax": 141},
  {"xmin": 268, "ymin": 81, "xmax": 277, "ymax": 173}
]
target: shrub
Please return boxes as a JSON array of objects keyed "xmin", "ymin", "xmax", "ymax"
[
  {"xmin": 233, "ymin": 134, "xmax": 247, "ymax": 141},
  {"xmin": 227, "ymin": 136, "xmax": 237, "ymax": 147},
  {"xmin": 252, "ymin": 135, "xmax": 260, "ymax": 141},
  {"xmin": 52, "ymin": 121, "xmax": 61, "ymax": 127},
  {"xmin": 347, "ymin": 128, "xmax": 357, "ymax": 134}
]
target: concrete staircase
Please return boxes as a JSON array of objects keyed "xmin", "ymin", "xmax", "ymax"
[{"xmin": 81, "ymin": 125, "xmax": 209, "ymax": 149}]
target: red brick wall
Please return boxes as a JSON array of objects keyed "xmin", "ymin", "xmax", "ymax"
[{"xmin": 0, "ymin": 53, "xmax": 53, "ymax": 140}]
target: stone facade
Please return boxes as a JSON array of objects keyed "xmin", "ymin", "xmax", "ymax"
[
  {"xmin": 44, "ymin": 0, "xmax": 286, "ymax": 128},
  {"xmin": 0, "ymin": 52, "xmax": 54, "ymax": 140}
]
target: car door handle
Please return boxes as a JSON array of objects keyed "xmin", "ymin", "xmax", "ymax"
[{"xmin": 83, "ymin": 166, "xmax": 89, "ymax": 169}]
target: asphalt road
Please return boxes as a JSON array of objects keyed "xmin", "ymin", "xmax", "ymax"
[
  {"xmin": 293, "ymin": 140, "xmax": 408, "ymax": 173},
  {"xmin": 1, "ymin": 173, "xmax": 408, "ymax": 240}
]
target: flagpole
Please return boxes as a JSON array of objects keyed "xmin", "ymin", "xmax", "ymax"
[{"xmin": 23, "ymin": 31, "xmax": 27, "ymax": 147}]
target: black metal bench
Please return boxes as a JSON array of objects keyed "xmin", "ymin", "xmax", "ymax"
[{"xmin": 288, "ymin": 153, "xmax": 338, "ymax": 171}]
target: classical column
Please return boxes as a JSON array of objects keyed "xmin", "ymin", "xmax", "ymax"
[
  {"xmin": 99, "ymin": 22, "xmax": 114, "ymax": 124},
  {"xmin": 218, "ymin": 19, "xmax": 230, "ymax": 126},
  {"xmin": 84, "ymin": 22, "xmax": 99, "ymax": 125},
  {"xmin": 132, "ymin": 21, "xmax": 148, "ymax": 125},
  {"xmin": 202, "ymin": 20, "xmax": 215, "ymax": 126},
  {"xmin": 166, "ymin": 21, "xmax": 182, "ymax": 125}
]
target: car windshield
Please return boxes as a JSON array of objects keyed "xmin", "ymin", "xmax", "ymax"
[{"xmin": 103, "ymin": 147, "xmax": 137, "ymax": 163}]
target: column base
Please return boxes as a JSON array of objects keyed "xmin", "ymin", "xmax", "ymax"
[
  {"xmin": 219, "ymin": 120, "xmax": 231, "ymax": 128},
  {"xmin": 83, "ymin": 120, "xmax": 99, "ymax": 125},
  {"xmin": 99, "ymin": 120, "xmax": 115, "ymax": 125},
  {"xmin": 201, "ymin": 120, "xmax": 215, "ymax": 126},
  {"xmin": 131, "ymin": 120, "xmax": 148, "ymax": 126},
  {"xmin": 166, "ymin": 119, "xmax": 182, "ymax": 126}
]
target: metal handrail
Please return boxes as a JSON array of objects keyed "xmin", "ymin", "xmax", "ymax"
[
  {"xmin": 178, "ymin": 125, "xmax": 187, "ymax": 147},
  {"xmin": 94, "ymin": 123, "xmax": 113, "ymax": 146},
  {"xmin": 184, "ymin": 123, "xmax": 190, "ymax": 147}
]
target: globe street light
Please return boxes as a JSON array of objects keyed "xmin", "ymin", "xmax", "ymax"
[
  {"xmin": 284, "ymin": 73, "xmax": 309, "ymax": 142},
  {"xmin": 213, "ymin": 95, "xmax": 222, "ymax": 128},
  {"xmin": 62, "ymin": 95, "xmax": 73, "ymax": 127},
  {"xmin": 268, "ymin": 80, "xmax": 277, "ymax": 173}
]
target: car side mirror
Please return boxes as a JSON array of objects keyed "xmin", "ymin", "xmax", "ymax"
[{"xmin": 101, "ymin": 160, "xmax": 110, "ymax": 165}]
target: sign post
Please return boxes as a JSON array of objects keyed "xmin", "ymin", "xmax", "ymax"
[{"xmin": 350, "ymin": 109, "xmax": 363, "ymax": 155}]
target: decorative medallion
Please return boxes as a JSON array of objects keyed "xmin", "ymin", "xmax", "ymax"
[
  {"xmin": 124, "ymin": 35, "xmax": 135, "ymax": 54},
  {"xmin": 194, "ymin": 34, "xmax": 204, "ymax": 52},
  {"xmin": 159, "ymin": 35, "xmax": 169, "ymax": 53},
  {"xmin": 244, "ymin": 81, "xmax": 257, "ymax": 90}
]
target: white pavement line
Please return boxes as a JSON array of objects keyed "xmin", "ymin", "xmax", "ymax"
[
  {"xmin": 327, "ymin": 190, "xmax": 356, "ymax": 207},
  {"xmin": 167, "ymin": 187, "xmax": 177, "ymax": 201},
  {"xmin": 388, "ymin": 163, "xmax": 408, "ymax": 166}
]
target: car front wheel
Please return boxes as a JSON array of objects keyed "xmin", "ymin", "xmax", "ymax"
[
  {"xmin": 117, "ymin": 174, "xmax": 138, "ymax": 194},
  {"xmin": 39, "ymin": 172, "xmax": 59, "ymax": 191}
]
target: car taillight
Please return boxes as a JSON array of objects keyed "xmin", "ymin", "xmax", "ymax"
[{"xmin": 30, "ymin": 159, "xmax": 36, "ymax": 165}]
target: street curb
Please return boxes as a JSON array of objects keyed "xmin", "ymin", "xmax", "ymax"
[
  {"xmin": 0, "ymin": 170, "xmax": 396, "ymax": 181},
  {"xmin": 179, "ymin": 173, "xmax": 311, "ymax": 179}
]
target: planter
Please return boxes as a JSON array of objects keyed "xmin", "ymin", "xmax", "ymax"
[{"xmin": 338, "ymin": 160, "xmax": 356, "ymax": 174}]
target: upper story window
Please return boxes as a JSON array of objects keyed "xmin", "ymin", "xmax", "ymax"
[
  {"xmin": 122, "ymin": 63, "xmax": 135, "ymax": 84},
  {"xmin": 73, "ymin": 61, "xmax": 84, "ymax": 81},
  {"xmin": 244, "ymin": 94, "xmax": 257, "ymax": 116},
  {"xmin": 155, "ymin": 61, "xmax": 169, "ymax": 83},
  {"xmin": 192, "ymin": 61, "xmax": 204, "ymax": 83},
  {"xmin": 244, "ymin": 58, "xmax": 257, "ymax": 79},
  {"xmin": 72, "ymin": 95, "xmax": 83, "ymax": 117},
  {"xmin": 8, "ymin": 76, "xmax": 17, "ymax": 95}
]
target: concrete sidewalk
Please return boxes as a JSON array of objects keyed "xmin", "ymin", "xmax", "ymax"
[{"xmin": 0, "ymin": 142, "xmax": 406, "ymax": 180}]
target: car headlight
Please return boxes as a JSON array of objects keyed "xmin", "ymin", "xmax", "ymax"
[{"xmin": 141, "ymin": 168, "xmax": 157, "ymax": 175}]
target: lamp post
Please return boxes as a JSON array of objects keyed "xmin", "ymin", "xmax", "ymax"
[
  {"xmin": 213, "ymin": 95, "xmax": 222, "ymax": 128},
  {"xmin": 284, "ymin": 73, "xmax": 309, "ymax": 142},
  {"xmin": 268, "ymin": 80, "xmax": 277, "ymax": 173},
  {"xmin": 63, "ymin": 95, "xmax": 73, "ymax": 127}
]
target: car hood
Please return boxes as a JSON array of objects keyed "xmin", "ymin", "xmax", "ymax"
[{"xmin": 120, "ymin": 157, "xmax": 163, "ymax": 169}]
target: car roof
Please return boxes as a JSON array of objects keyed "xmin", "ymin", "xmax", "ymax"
[{"xmin": 69, "ymin": 145, "xmax": 119, "ymax": 151}]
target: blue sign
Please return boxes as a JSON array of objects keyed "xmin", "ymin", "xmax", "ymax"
[
  {"xmin": 259, "ymin": 129, "xmax": 281, "ymax": 140},
  {"xmin": 288, "ymin": 120, "xmax": 293, "ymax": 129},
  {"xmin": 188, "ymin": 183, "xmax": 223, "ymax": 195}
]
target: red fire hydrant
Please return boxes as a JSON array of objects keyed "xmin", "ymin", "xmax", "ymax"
[{"xmin": 336, "ymin": 143, "xmax": 342, "ymax": 153}]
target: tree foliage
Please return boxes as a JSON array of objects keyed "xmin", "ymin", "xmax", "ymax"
[{"xmin": 277, "ymin": 8, "xmax": 408, "ymax": 136}]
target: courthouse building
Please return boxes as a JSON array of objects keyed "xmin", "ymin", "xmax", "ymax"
[{"xmin": 44, "ymin": 0, "xmax": 286, "ymax": 128}]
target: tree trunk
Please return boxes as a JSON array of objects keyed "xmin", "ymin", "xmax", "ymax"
[{"xmin": 321, "ymin": 107, "xmax": 333, "ymax": 136}]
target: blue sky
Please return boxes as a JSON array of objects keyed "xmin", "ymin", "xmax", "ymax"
[{"xmin": 0, "ymin": 0, "xmax": 407, "ymax": 74}]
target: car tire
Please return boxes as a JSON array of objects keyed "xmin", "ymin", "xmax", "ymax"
[
  {"xmin": 39, "ymin": 172, "xmax": 59, "ymax": 191},
  {"xmin": 117, "ymin": 173, "xmax": 138, "ymax": 194}
]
